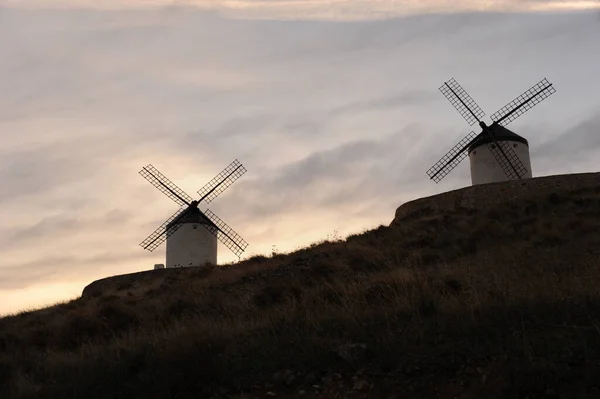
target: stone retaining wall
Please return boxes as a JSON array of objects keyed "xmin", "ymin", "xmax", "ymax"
[{"xmin": 391, "ymin": 172, "xmax": 600, "ymax": 225}]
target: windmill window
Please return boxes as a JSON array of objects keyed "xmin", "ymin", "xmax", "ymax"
[
  {"xmin": 513, "ymin": 144, "xmax": 517, "ymax": 148},
  {"xmin": 473, "ymin": 150, "xmax": 476, "ymax": 155},
  {"xmin": 490, "ymin": 144, "xmax": 496, "ymax": 149}
]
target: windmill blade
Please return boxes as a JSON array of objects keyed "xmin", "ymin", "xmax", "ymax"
[
  {"xmin": 487, "ymin": 140, "xmax": 528, "ymax": 180},
  {"xmin": 426, "ymin": 131, "xmax": 479, "ymax": 183},
  {"xmin": 202, "ymin": 208, "xmax": 248, "ymax": 258},
  {"xmin": 197, "ymin": 159, "xmax": 247, "ymax": 204},
  {"xmin": 439, "ymin": 78, "xmax": 486, "ymax": 126},
  {"xmin": 139, "ymin": 207, "xmax": 189, "ymax": 251},
  {"xmin": 490, "ymin": 78, "xmax": 556, "ymax": 126},
  {"xmin": 140, "ymin": 165, "xmax": 194, "ymax": 207}
]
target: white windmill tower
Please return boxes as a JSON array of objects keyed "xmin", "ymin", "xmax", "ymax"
[
  {"xmin": 426, "ymin": 77, "xmax": 556, "ymax": 186},
  {"xmin": 138, "ymin": 159, "xmax": 248, "ymax": 268}
]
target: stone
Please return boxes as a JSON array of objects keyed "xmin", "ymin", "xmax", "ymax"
[
  {"xmin": 335, "ymin": 343, "xmax": 368, "ymax": 362},
  {"xmin": 283, "ymin": 371, "xmax": 295, "ymax": 386},
  {"xmin": 352, "ymin": 378, "xmax": 369, "ymax": 391}
]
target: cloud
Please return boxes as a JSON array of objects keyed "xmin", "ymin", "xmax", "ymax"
[
  {"xmin": 203, "ymin": 124, "xmax": 464, "ymax": 244},
  {"xmin": 0, "ymin": 206, "xmax": 153, "ymax": 291},
  {"xmin": 329, "ymin": 91, "xmax": 439, "ymax": 118},
  {"xmin": 1, "ymin": 208, "xmax": 131, "ymax": 248},
  {"xmin": 528, "ymin": 112, "xmax": 600, "ymax": 175},
  {"xmin": 2, "ymin": 1, "xmax": 599, "ymax": 20},
  {"xmin": 0, "ymin": 146, "xmax": 84, "ymax": 202},
  {"xmin": 0, "ymin": 249, "xmax": 151, "ymax": 291}
]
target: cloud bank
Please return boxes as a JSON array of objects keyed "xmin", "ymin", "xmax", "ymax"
[{"xmin": 1, "ymin": 0, "xmax": 599, "ymax": 20}]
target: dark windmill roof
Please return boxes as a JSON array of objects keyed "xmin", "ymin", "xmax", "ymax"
[
  {"xmin": 166, "ymin": 206, "xmax": 218, "ymax": 229},
  {"xmin": 467, "ymin": 124, "xmax": 529, "ymax": 153}
]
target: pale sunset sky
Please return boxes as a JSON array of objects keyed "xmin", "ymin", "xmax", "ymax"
[{"xmin": 1, "ymin": 0, "xmax": 599, "ymax": 315}]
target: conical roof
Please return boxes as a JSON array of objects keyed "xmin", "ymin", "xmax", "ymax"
[
  {"xmin": 467, "ymin": 124, "xmax": 528, "ymax": 153},
  {"xmin": 166, "ymin": 206, "xmax": 216, "ymax": 229}
]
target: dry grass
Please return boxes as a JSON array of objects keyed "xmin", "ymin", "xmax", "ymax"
[{"xmin": 2, "ymin": 182, "xmax": 600, "ymax": 398}]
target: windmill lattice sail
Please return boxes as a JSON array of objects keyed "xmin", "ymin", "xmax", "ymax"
[
  {"xmin": 140, "ymin": 165, "xmax": 194, "ymax": 206},
  {"xmin": 439, "ymin": 78, "xmax": 486, "ymax": 126},
  {"xmin": 197, "ymin": 159, "xmax": 247, "ymax": 204},
  {"xmin": 140, "ymin": 207, "xmax": 189, "ymax": 251},
  {"xmin": 487, "ymin": 141, "xmax": 528, "ymax": 180},
  {"xmin": 426, "ymin": 131, "xmax": 478, "ymax": 183},
  {"xmin": 203, "ymin": 209, "xmax": 249, "ymax": 258},
  {"xmin": 491, "ymin": 78, "xmax": 556, "ymax": 126}
]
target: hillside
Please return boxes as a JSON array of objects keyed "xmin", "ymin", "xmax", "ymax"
[{"xmin": 2, "ymin": 172, "xmax": 600, "ymax": 399}]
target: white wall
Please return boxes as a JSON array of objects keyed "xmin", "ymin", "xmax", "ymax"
[
  {"xmin": 165, "ymin": 223, "xmax": 218, "ymax": 268},
  {"xmin": 469, "ymin": 141, "xmax": 533, "ymax": 185}
]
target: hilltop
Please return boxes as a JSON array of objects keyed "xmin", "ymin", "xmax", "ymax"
[{"xmin": 2, "ymin": 172, "xmax": 600, "ymax": 399}]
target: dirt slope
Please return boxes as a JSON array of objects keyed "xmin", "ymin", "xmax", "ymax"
[{"xmin": 2, "ymin": 172, "xmax": 600, "ymax": 399}]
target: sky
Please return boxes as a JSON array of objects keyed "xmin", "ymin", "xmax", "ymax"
[{"xmin": 0, "ymin": 1, "xmax": 599, "ymax": 315}]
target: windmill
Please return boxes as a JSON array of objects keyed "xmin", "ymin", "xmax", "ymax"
[
  {"xmin": 426, "ymin": 77, "xmax": 556, "ymax": 186},
  {"xmin": 139, "ymin": 159, "xmax": 248, "ymax": 268}
]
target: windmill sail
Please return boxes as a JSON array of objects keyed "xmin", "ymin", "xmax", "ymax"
[
  {"xmin": 139, "ymin": 207, "xmax": 189, "ymax": 251},
  {"xmin": 426, "ymin": 131, "xmax": 478, "ymax": 183},
  {"xmin": 487, "ymin": 141, "xmax": 528, "ymax": 180},
  {"xmin": 197, "ymin": 159, "xmax": 247, "ymax": 204},
  {"xmin": 203, "ymin": 209, "xmax": 248, "ymax": 258},
  {"xmin": 139, "ymin": 165, "xmax": 193, "ymax": 206},
  {"xmin": 439, "ymin": 78, "xmax": 486, "ymax": 126},
  {"xmin": 491, "ymin": 78, "xmax": 556, "ymax": 126}
]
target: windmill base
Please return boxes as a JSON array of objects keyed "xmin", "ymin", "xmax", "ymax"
[
  {"xmin": 469, "ymin": 141, "xmax": 532, "ymax": 185},
  {"xmin": 165, "ymin": 223, "xmax": 218, "ymax": 268}
]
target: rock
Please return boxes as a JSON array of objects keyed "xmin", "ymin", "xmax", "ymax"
[
  {"xmin": 272, "ymin": 371, "xmax": 282, "ymax": 383},
  {"xmin": 284, "ymin": 376, "xmax": 295, "ymax": 386},
  {"xmin": 266, "ymin": 392, "xmax": 276, "ymax": 396},
  {"xmin": 335, "ymin": 343, "xmax": 368, "ymax": 362},
  {"xmin": 352, "ymin": 378, "xmax": 369, "ymax": 391},
  {"xmin": 305, "ymin": 372, "xmax": 319, "ymax": 384},
  {"xmin": 321, "ymin": 375, "xmax": 333, "ymax": 385},
  {"xmin": 298, "ymin": 390, "xmax": 306, "ymax": 396}
]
